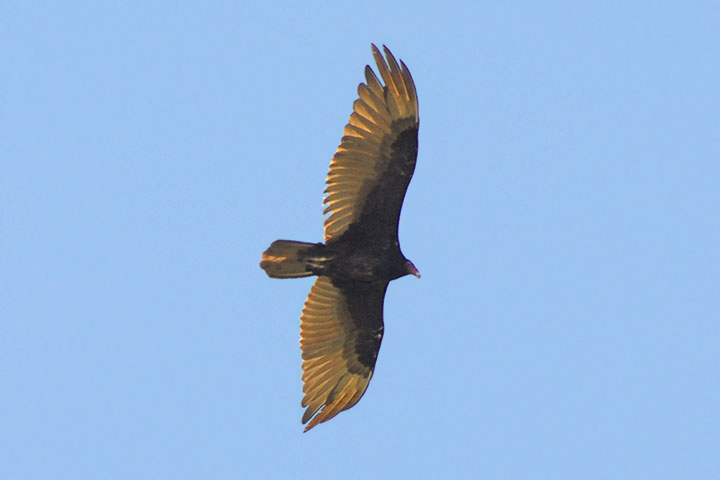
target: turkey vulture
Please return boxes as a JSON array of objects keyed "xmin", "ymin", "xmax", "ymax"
[{"xmin": 260, "ymin": 45, "xmax": 420, "ymax": 432}]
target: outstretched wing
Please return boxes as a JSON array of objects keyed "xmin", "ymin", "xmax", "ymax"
[
  {"xmin": 323, "ymin": 44, "xmax": 419, "ymax": 244},
  {"xmin": 300, "ymin": 276, "xmax": 388, "ymax": 431}
]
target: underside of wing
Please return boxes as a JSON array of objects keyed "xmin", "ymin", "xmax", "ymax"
[
  {"xmin": 300, "ymin": 276, "xmax": 388, "ymax": 431},
  {"xmin": 323, "ymin": 45, "xmax": 419, "ymax": 243}
]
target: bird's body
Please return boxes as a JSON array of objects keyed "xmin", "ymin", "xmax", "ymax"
[
  {"xmin": 260, "ymin": 45, "xmax": 419, "ymax": 431},
  {"xmin": 264, "ymin": 238, "xmax": 413, "ymax": 284}
]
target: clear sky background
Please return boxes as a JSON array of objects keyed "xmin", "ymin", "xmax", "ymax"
[{"xmin": 2, "ymin": 2, "xmax": 719, "ymax": 479}]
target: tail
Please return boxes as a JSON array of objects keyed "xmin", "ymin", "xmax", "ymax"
[{"xmin": 260, "ymin": 240, "xmax": 323, "ymax": 279}]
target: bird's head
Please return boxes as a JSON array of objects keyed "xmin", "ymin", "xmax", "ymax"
[{"xmin": 405, "ymin": 260, "xmax": 421, "ymax": 278}]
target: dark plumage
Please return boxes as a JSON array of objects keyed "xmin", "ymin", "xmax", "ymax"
[{"xmin": 260, "ymin": 45, "xmax": 420, "ymax": 431}]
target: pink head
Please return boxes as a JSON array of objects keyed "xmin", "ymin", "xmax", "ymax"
[{"xmin": 405, "ymin": 260, "xmax": 421, "ymax": 278}]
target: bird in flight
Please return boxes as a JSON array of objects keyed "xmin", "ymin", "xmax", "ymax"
[{"xmin": 260, "ymin": 44, "xmax": 420, "ymax": 432}]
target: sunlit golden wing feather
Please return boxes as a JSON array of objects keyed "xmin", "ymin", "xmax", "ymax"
[
  {"xmin": 300, "ymin": 276, "xmax": 388, "ymax": 431},
  {"xmin": 323, "ymin": 44, "xmax": 419, "ymax": 243}
]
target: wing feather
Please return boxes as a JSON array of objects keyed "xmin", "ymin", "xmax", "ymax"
[
  {"xmin": 300, "ymin": 276, "xmax": 387, "ymax": 431},
  {"xmin": 323, "ymin": 44, "xmax": 419, "ymax": 243}
]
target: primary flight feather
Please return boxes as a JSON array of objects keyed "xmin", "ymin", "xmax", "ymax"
[{"xmin": 260, "ymin": 44, "xmax": 420, "ymax": 432}]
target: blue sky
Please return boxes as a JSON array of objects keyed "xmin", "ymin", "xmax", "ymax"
[{"xmin": 2, "ymin": 2, "xmax": 719, "ymax": 478}]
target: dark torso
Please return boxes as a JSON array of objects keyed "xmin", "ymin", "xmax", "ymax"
[{"xmin": 312, "ymin": 238, "xmax": 407, "ymax": 285}]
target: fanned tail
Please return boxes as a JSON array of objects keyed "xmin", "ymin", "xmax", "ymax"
[{"xmin": 260, "ymin": 240, "xmax": 322, "ymax": 279}]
